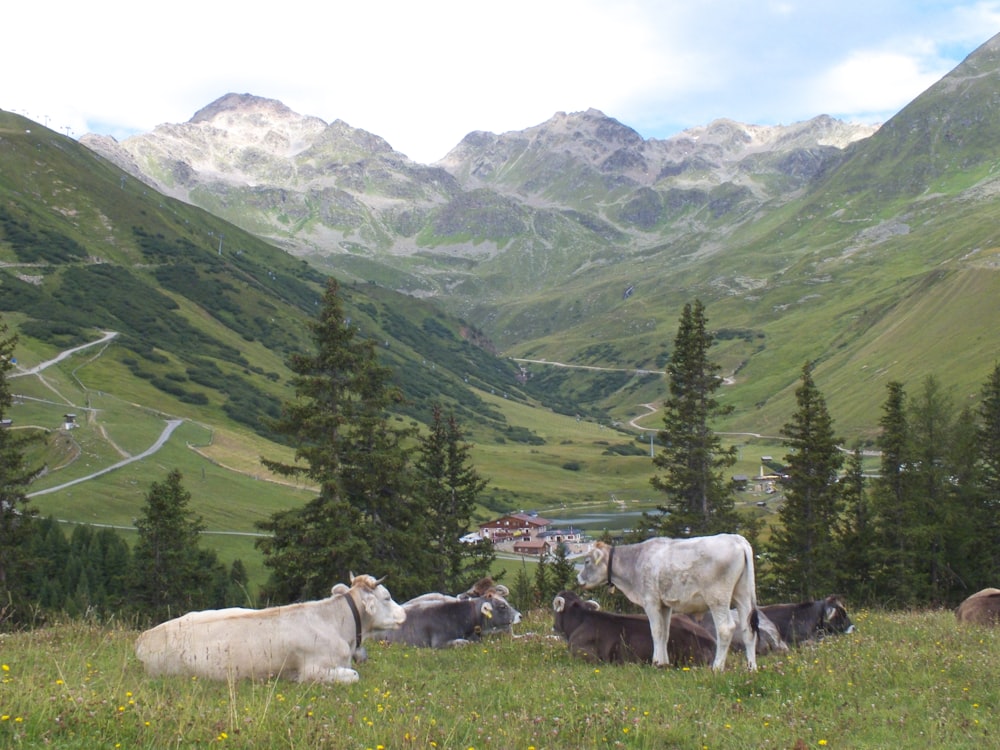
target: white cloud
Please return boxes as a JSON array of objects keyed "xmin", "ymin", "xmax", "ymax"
[
  {"xmin": 809, "ymin": 50, "xmax": 946, "ymax": 120},
  {"xmin": 3, "ymin": 0, "xmax": 998, "ymax": 162}
]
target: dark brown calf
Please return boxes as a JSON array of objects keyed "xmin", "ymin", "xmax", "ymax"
[
  {"xmin": 552, "ymin": 591, "xmax": 715, "ymax": 667},
  {"xmin": 760, "ymin": 595, "xmax": 855, "ymax": 645}
]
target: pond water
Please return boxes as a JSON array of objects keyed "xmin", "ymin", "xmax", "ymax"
[{"xmin": 536, "ymin": 507, "xmax": 653, "ymax": 533}]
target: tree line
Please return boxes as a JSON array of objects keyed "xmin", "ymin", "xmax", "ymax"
[
  {"xmin": 0, "ymin": 281, "xmax": 497, "ymax": 628},
  {"xmin": 642, "ymin": 299, "xmax": 1000, "ymax": 608},
  {"xmin": 3, "ymin": 290, "xmax": 998, "ymax": 628}
]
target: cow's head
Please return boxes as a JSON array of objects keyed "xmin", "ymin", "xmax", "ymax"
[
  {"xmin": 820, "ymin": 595, "xmax": 855, "ymax": 635},
  {"xmin": 481, "ymin": 592, "xmax": 521, "ymax": 632},
  {"xmin": 552, "ymin": 590, "xmax": 600, "ymax": 637},
  {"xmin": 350, "ymin": 573, "xmax": 406, "ymax": 630},
  {"xmin": 577, "ymin": 542, "xmax": 611, "ymax": 589}
]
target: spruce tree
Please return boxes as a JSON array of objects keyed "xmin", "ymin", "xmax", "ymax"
[
  {"xmin": 547, "ymin": 542, "xmax": 577, "ymax": 595},
  {"xmin": 532, "ymin": 554, "xmax": 552, "ymax": 608},
  {"xmin": 768, "ymin": 362, "xmax": 843, "ymax": 599},
  {"xmin": 975, "ymin": 363, "xmax": 1000, "ymax": 583},
  {"xmin": 906, "ymin": 376, "xmax": 966, "ymax": 603},
  {"xmin": 130, "ymin": 469, "xmax": 213, "ymax": 621},
  {"xmin": 256, "ymin": 279, "xmax": 420, "ymax": 601},
  {"xmin": 415, "ymin": 404, "xmax": 493, "ymax": 593},
  {"xmin": 869, "ymin": 381, "xmax": 919, "ymax": 606},
  {"xmin": 832, "ymin": 448, "xmax": 877, "ymax": 604},
  {"xmin": 0, "ymin": 317, "xmax": 44, "ymax": 624},
  {"xmin": 648, "ymin": 300, "xmax": 738, "ymax": 537},
  {"xmin": 947, "ymin": 404, "xmax": 986, "ymax": 596}
]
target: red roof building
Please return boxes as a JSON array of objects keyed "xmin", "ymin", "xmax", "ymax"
[{"xmin": 478, "ymin": 512, "xmax": 551, "ymax": 543}]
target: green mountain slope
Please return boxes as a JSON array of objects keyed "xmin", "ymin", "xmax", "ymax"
[
  {"xmin": 3, "ymin": 106, "xmax": 676, "ymax": 572},
  {"xmin": 71, "ymin": 33, "xmax": 1000, "ymax": 449}
]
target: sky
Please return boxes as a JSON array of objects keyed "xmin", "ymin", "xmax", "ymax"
[{"xmin": 5, "ymin": 1, "xmax": 1000, "ymax": 164}]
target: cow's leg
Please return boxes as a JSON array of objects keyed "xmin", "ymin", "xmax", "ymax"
[
  {"xmin": 298, "ymin": 663, "xmax": 360, "ymax": 684},
  {"xmin": 647, "ymin": 603, "xmax": 672, "ymax": 667},
  {"xmin": 709, "ymin": 605, "xmax": 735, "ymax": 671},
  {"xmin": 735, "ymin": 601, "xmax": 758, "ymax": 671}
]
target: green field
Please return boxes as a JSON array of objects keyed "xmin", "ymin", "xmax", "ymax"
[{"xmin": 1, "ymin": 608, "xmax": 996, "ymax": 749}]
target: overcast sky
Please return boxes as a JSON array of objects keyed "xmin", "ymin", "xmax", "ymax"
[{"xmin": 5, "ymin": 1, "xmax": 999, "ymax": 164}]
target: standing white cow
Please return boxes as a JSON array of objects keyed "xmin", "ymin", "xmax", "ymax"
[
  {"xmin": 577, "ymin": 534, "xmax": 759, "ymax": 671},
  {"xmin": 135, "ymin": 573, "xmax": 405, "ymax": 684}
]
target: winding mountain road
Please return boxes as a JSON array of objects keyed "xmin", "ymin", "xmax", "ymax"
[
  {"xmin": 26, "ymin": 419, "xmax": 184, "ymax": 498},
  {"xmin": 11, "ymin": 330, "xmax": 189, "ymax": 498},
  {"xmin": 10, "ymin": 330, "xmax": 119, "ymax": 378}
]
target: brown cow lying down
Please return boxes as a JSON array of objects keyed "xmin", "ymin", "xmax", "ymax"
[
  {"xmin": 760, "ymin": 595, "xmax": 855, "ymax": 645},
  {"xmin": 552, "ymin": 591, "xmax": 715, "ymax": 667},
  {"xmin": 694, "ymin": 608, "xmax": 789, "ymax": 655},
  {"xmin": 956, "ymin": 588, "xmax": 1000, "ymax": 625},
  {"xmin": 135, "ymin": 574, "xmax": 405, "ymax": 684}
]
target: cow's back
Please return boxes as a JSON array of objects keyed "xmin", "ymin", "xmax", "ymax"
[
  {"xmin": 956, "ymin": 588, "xmax": 1000, "ymax": 625},
  {"xmin": 137, "ymin": 607, "xmax": 302, "ymax": 679},
  {"xmin": 379, "ymin": 599, "xmax": 478, "ymax": 647},
  {"xmin": 135, "ymin": 600, "xmax": 355, "ymax": 681},
  {"xmin": 643, "ymin": 534, "xmax": 755, "ymax": 613}
]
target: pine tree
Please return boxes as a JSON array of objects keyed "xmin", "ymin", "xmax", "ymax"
[
  {"xmin": 975, "ymin": 363, "xmax": 1000, "ymax": 583},
  {"xmin": 130, "ymin": 469, "xmax": 213, "ymax": 621},
  {"xmin": 946, "ymin": 404, "xmax": 986, "ymax": 596},
  {"xmin": 532, "ymin": 555, "xmax": 552, "ymax": 608},
  {"xmin": 832, "ymin": 448, "xmax": 878, "ymax": 604},
  {"xmin": 648, "ymin": 300, "xmax": 738, "ymax": 537},
  {"xmin": 415, "ymin": 404, "xmax": 493, "ymax": 593},
  {"xmin": 256, "ymin": 279, "xmax": 420, "ymax": 601},
  {"xmin": 510, "ymin": 566, "xmax": 533, "ymax": 614},
  {"xmin": 869, "ymin": 381, "xmax": 919, "ymax": 606},
  {"xmin": 768, "ymin": 362, "xmax": 843, "ymax": 599},
  {"xmin": 547, "ymin": 542, "xmax": 577, "ymax": 595},
  {"xmin": 0, "ymin": 317, "xmax": 44, "ymax": 624},
  {"xmin": 906, "ymin": 376, "xmax": 967, "ymax": 603}
]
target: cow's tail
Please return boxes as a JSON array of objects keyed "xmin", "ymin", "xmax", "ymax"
[{"xmin": 742, "ymin": 537, "xmax": 760, "ymax": 636}]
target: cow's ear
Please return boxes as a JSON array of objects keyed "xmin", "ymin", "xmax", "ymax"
[
  {"xmin": 553, "ymin": 595, "xmax": 566, "ymax": 612},
  {"xmin": 364, "ymin": 593, "xmax": 379, "ymax": 616},
  {"xmin": 585, "ymin": 600, "xmax": 601, "ymax": 611},
  {"xmin": 481, "ymin": 601, "xmax": 494, "ymax": 619}
]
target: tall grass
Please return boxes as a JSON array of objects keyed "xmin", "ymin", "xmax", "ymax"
[{"xmin": 2, "ymin": 608, "xmax": 996, "ymax": 749}]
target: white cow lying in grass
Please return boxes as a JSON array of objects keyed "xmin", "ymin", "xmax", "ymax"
[{"xmin": 135, "ymin": 573, "xmax": 405, "ymax": 684}]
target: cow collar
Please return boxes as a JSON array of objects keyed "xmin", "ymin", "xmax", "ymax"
[{"xmin": 344, "ymin": 591, "xmax": 363, "ymax": 649}]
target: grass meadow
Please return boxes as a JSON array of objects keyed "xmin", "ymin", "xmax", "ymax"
[{"xmin": 1, "ymin": 607, "xmax": 996, "ymax": 749}]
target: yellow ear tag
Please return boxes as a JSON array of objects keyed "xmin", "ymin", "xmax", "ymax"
[{"xmin": 485, "ymin": 610, "xmax": 493, "ymax": 618}]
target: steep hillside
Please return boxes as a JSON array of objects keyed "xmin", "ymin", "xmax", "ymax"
[
  {"xmin": 58, "ymin": 30, "xmax": 1000, "ymax": 447},
  {"xmin": 0, "ymin": 110, "xmax": 532, "ymax": 442},
  {"xmin": 81, "ymin": 96, "xmax": 873, "ymax": 303}
]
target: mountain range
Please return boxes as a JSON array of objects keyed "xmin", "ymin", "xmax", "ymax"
[{"xmin": 4, "ymin": 31, "xmax": 1000, "ymax": 468}]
